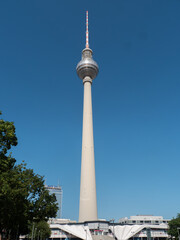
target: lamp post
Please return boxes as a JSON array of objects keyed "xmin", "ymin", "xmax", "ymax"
[
  {"xmin": 177, "ymin": 228, "xmax": 180, "ymax": 240},
  {"xmin": 85, "ymin": 228, "xmax": 87, "ymax": 240},
  {"xmin": 34, "ymin": 228, "xmax": 37, "ymax": 240},
  {"xmin": 37, "ymin": 230, "xmax": 40, "ymax": 240},
  {"xmin": 109, "ymin": 219, "xmax": 115, "ymax": 238},
  {"xmin": 31, "ymin": 223, "xmax": 35, "ymax": 240}
]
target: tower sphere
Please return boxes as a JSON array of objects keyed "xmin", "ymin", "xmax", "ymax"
[{"xmin": 76, "ymin": 48, "xmax": 99, "ymax": 80}]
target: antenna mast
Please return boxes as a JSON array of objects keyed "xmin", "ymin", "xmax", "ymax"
[{"xmin": 86, "ymin": 11, "xmax": 89, "ymax": 48}]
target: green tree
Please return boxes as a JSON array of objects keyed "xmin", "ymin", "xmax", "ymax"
[
  {"xmin": 0, "ymin": 111, "xmax": 17, "ymax": 172},
  {"xmin": 29, "ymin": 220, "xmax": 51, "ymax": 240},
  {"xmin": 0, "ymin": 112, "xmax": 58, "ymax": 240},
  {"xmin": 168, "ymin": 214, "xmax": 180, "ymax": 240}
]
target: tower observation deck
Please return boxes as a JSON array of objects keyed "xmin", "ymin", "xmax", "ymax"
[{"xmin": 76, "ymin": 11, "xmax": 99, "ymax": 222}]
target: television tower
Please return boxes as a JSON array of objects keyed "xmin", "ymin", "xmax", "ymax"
[{"xmin": 76, "ymin": 11, "xmax": 99, "ymax": 222}]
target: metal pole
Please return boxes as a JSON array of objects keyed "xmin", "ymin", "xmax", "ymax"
[
  {"xmin": 110, "ymin": 219, "xmax": 115, "ymax": 238},
  {"xmin": 38, "ymin": 230, "xmax": 40, "ymax": 240},
  {"xmin": 34, "ymin": 228, "xmax": 37, "ymax": 240},
  {"xmin": 177, "ymin": 228, "xmax": 180, "ymax": 240},
  {"xmin": 113, "ymin": 219, "xmax": 115, "ymax": 237},
  {"xmin": 31, "ymin": 223, "xmax": 35, "ymax": 240}
]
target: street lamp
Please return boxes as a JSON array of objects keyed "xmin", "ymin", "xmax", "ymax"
[
  {"xmin": 37, "ymin": 230, "xmax": 40, "ymax": 240},
  {"xmin": 85, "ymin": 228, "xmax": 87, "ymax": 240},
  {"xmin": 109, "ymin": 219, "xmax": 115, "ymax": 238},
  {"xmin": 31, "ymin": 223, "xmax": 35, "ymax": 240},
  {"xmin": 177, "ymin": 228, "xmax": 180, "ymax": 240}
]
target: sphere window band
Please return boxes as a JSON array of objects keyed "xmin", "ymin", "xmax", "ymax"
[{"xmin": 76, "ymin": 49, "xmax": 99, "ymax": 81}]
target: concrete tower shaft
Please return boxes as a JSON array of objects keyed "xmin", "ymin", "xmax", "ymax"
[
  {"xmin": 79, "ymin": 76, "xmax": 97, "ymax": 222},
  {"xmin": 76, "ymin": 11, "xmax": 99, "ymax": 222}
]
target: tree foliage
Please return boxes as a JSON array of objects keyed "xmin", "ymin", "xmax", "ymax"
[
  {"xmin": 0, "ymin": 111, "xmax": 17, "ymax": 172},
  {"xmin": 29, "ymin": 220, "xmax": 51, "ymax": 240},
  {"xmin": 0, "ymin": 112, "xmax": 58, "ymax": 240},
  {"xmin": 168, "ymin": 214, "xmax": 180, "ymax": 240}
]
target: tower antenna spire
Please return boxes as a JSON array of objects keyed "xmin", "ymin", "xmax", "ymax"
[{"xmin": 86, "ymin": 11, "xmax": 89, "ymax": 48}]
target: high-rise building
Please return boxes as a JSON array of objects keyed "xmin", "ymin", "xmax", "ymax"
[
  {"xmin": 76, "ymin": 11, "xmax": 99, "ymax": 222},
  {"xmin": 45, "ymin": 185, "xmax": 63, "ymax": 219}
]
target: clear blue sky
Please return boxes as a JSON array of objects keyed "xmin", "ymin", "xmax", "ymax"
[{"xmin": 1, "ymin": 0, "xmax": 180, "ymax": 221}]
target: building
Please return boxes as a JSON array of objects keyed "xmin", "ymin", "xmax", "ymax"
[
  {"xmin": 49, "ymin": 220, "xmax": 113, "ymax": 240},
  {"xmin": 49, "ymin": 218, "xmax": 76, "ymax": 224},
  {"xmin": 48, "ymin": 219, "xmax": 169, "ymax": 240},
  {"xmin": 45, "ymin": 185, "xmax": 63, "ymax": 219},
  {"xmin": 119, "ymin": 216, "xmax": 170, "ymax": 225},
  {"xmin": 20, "ymin": 218, "xmax": 170, "ymax": 240},
  {"xmin": 76, "ymin": 11, "xmax": 99, "ymax": 222},
  {"xmin": 112, "ymin": 224, "xmax": 169, "ymax": 240}
]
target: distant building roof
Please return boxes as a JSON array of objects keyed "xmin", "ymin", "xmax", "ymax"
[{"xmin": 45, "ymin": 185, "xmax": 62, "ymax": 190}]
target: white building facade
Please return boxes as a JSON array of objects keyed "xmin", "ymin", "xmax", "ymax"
[
  {"xmin": 48, "ymin": 217, "xmax": 169, "ymax": 240},
  {"xmin": 119, "ymin": 216, "xmax": 170, "ymax": 225}
]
